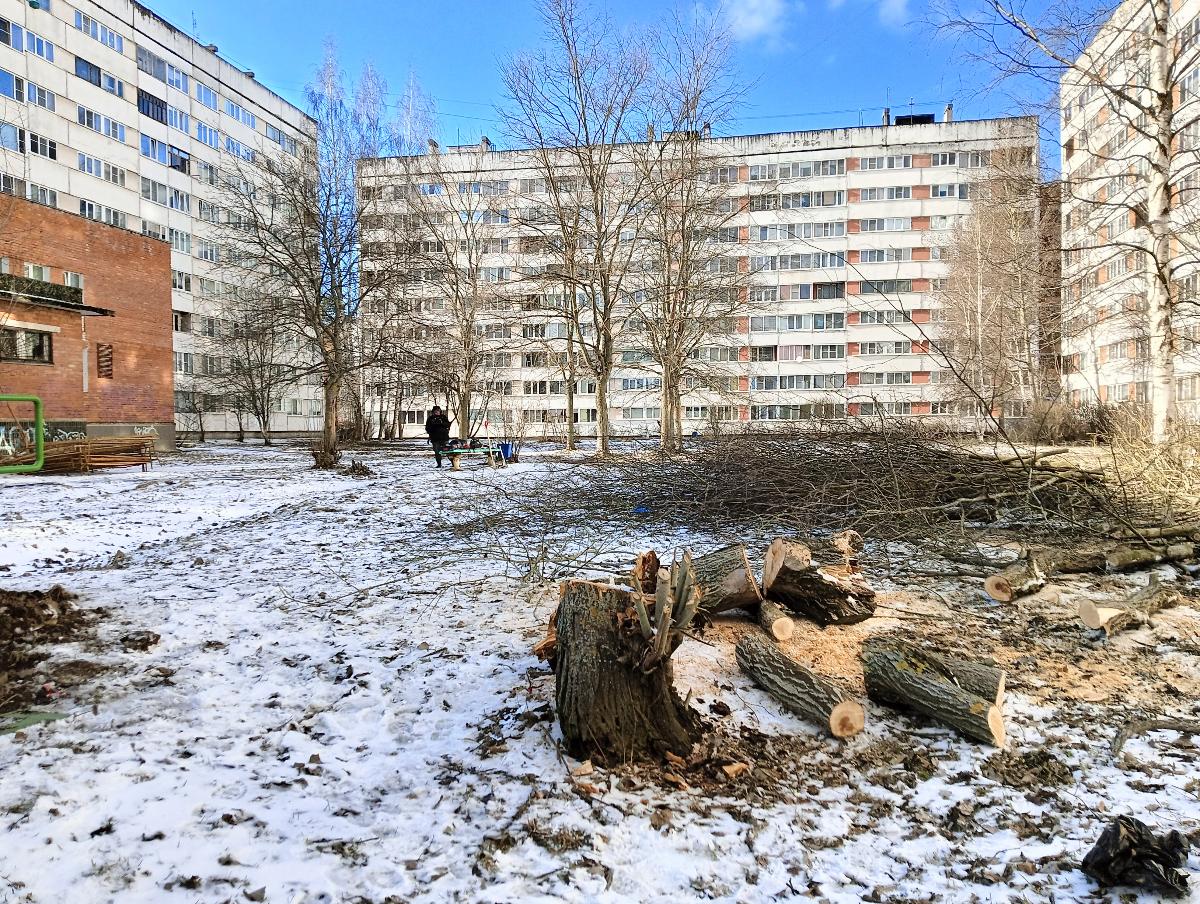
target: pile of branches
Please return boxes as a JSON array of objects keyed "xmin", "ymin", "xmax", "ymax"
[{"xmin": 586, "ymin": 426, "xmax": 1135, "ymax": 544}]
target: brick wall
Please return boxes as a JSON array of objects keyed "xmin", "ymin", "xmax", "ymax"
[{"xmin": 0, "ymin": 196, "xmax": 174, "ymax": 436}]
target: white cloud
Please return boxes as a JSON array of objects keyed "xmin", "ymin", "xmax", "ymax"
[
  {"xmin": 878, "ymin": 0, "xmax": 909, "ymax": 27},
  {"xmin": 726, "ymin": 0, "xmax": 790, "ymax": 41}
]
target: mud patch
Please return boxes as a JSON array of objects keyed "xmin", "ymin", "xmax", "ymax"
[{"xmin": 1, "ymin": 585, "xmax": 100, "ymax": 711}]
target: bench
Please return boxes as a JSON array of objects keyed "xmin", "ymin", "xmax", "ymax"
[{"xmin": 443, "ymin": 447, "xmax": 507, "ymax": 471}]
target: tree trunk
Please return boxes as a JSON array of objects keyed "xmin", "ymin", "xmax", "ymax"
[
  {"xmin": 1147, "ymin": 0, "xmax": 1176, "ymax": 445},
  {"xmin": 762, "ymin": 538, "xmax": 876, "ymax": 625},
  {"xmin": 756, "ymin": 599, "xmax": 794, "ymax": 641},
  {"xmin": 1078, "ymin": 577, "xmax": 1183, "ymax": 637},
  {"xmin": 555, "ymin": 579, "xmax": 696, "ymax": 760},
  {"xmin": 595, "ymin": 374, "xmax": 611, "ymax": 455},
  {"xmin": 862, "ymin": 636, "xmax": 1006, "ymax": 746},
  {"xmin": 984, "ymin": 542, "xmax": 1195, "ymax": 603},
  {"xmin": 316, "ymin": 377, "xmax": 340, "ymax": 468},
  {"xmin": 735, "ymin": 632, "xmax": 864, "ymax": 738},
  {"xmin": 691, "ymin": 544, "xmax": 762, "ymax": 614}
]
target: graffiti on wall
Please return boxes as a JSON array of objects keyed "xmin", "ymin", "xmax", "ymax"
[{"xmin": 0, "ymin": 423, "xmax": 89, "ymax": 456}]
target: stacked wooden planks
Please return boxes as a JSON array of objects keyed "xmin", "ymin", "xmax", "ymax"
[{"xmin": 6, "ymin": 437, "xmax": 156, "ymax": 474}]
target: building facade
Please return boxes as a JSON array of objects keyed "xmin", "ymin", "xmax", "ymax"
[
  {"xmin": 1059, "ymin": 0, "xmax": 1200, "ymax": 417},
  {"xmin": 358, "ymin": 114, "xmax": 1040, "ymax": 438},
  {"xmin": 1, "ymin": 191, "xmax": 173, "ymax": 444},
  {"xmin": 0, "ymin": 0, "xmax": 319, "ymax": 439}
]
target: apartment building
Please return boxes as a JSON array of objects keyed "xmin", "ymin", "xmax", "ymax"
[
  {"xmin": 1059, "ymin": 0, "xmax": 1200, "ymax": 416},
  {"xmin": 358, "ymin": 113, "xmax": 1039, "ymax": 438},
  {"xmin": 0, "ymin": 0, "xmax": 318, "ymax": 439}
]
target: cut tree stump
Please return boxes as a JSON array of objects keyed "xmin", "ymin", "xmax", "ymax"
[
  {"xmin": 735, "ymin": 632, "xmax": 864, "ymax": 738},
  {"xmin": 756, "ymin": 599, "xmax": 795, "ymax": 641},
  {"xmin": 1078, "ymin": 577, "xmax": 1184, "ymax": 637},
  {"xmin": 762, "ymin": 538, "xmax": 876, "ymax": 625},
  {"xmin": 691, "ymin": 544, "xmax": 762, "ymax": 614},
  {"xmin": 862, "ymin": 636, "xmax": 1006, "ymax": 746},
  {"xmin": 555, "ymin": 580, "xmax": 696, "ymax": 760}
]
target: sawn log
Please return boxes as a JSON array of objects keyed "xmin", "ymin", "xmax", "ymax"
[{"xmin": 762, "ymin": 538, "xmax": 876, "ymax": 625}]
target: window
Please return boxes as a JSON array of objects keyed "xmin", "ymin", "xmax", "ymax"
[
  {"xmin": 166, "ymin": 65, "xmax": 188, "ymax": 93},
  {"xmin": 860, "ymin": 248, "xmax": 912, "ymax": 263},
  {"xmin": 930, "ymin": 151, "xmax": 956, "ymax": 166},
  {"xmin": 78, "ymin": 153, "xmax": 125, "ymax": 187},
  {"xmin": 860, "ymin": 154, "xmax": 911, "ymax": 169},
  {"xmin": 25, "ymin": 183, "xmax": 55, "ymax": 207},
  {"xmin": 196, "ymin": 81, "xmax": 218, "ymax": 110},
  {"xmin": 141, "ymin": 177, "xmax": 169, "ymax": 205},
  {"xmin": 28, "ymin": 132, "xmax": 55, "ymax": 159},
  {"xmin": 930, "ymin": 183, "xmax": 970, "ymax": 199},
  {"xmin": 172, "ymin": 270, "xmax": 191, "ymax": 291},
  {"xmin": 173, "ymin": 351, "xmax": 193, "ymax": 374},
  {"xmin": 167, "ymin": 105, "xmax": 189, "ymax": 134},
  {"xmin": 859, "ymin": 340, "xmax": 913, "ymax": 355},
  {"xmin": 0, "ymin": 17, "xmax": 22, "ymax": 51},
  {"xmin": 749, "ymin": 194, "xmax": 779, "ymax": 212},
  {"xmin": 75, "ymin": 12, "xmax": 123, "ymax": 52},
  {"xmin": 0, "ymin": 121, "xmax": 22, "ymax": 153},
  {"xmin": 78, "ymin": 106, "xmax": 126, "ymax": 141},
  {"xmin": 930, "ymin": 215, "xmax": 958, "ymax": 230},
  {"xmin": 265, "ymin": 123, "xmax": 297, "ymax": 154},
  {"xmin": 196, "ymin": 120, "xmax": 220, "ymax": 148},
  {"xmin": 63, "ymin": 271, "xmax": 83, "ymax": 289},
  {"xmin": 224, "ymin": 99, "xmax": 256, "ymax": 128},
  {"xmin": 96, "ymin": 343, "xmax": 113, "ymax": 379},
  {"xmin": 170, "ymin": 187, "xmax": 191, "ymax": 213},
  {"xmin": 225, "ymin": 136, "xmax": 253, "ymax": 161},
  {"xmin": 24, "ymin": 30, "xmax": 53, "ymax": 61},
  {"xmin": 138, "ymin": 88, "xmax": 168, "ymax": 123},
  {"xmin": 860, "ymin": 217, "xmax": 910, "ymax": 232},
  {"xmin": 197, "ymin": 240, "xmax": 219, "ymax": 262},
  {"xmin": 859, "ymin": 186, "xmax": 912, "ymax": 201},
  {"xmin": 169, "ymin": 228, "xmax": 191, "ymax": 254},
  {"xmin": 79, "ymin": 200, "xmax": 126, "ymax": 228},
  {"xmin": 136, "ymin": 46, "xmax": 166, "ymax": 81},
  {"xmin": 142, "ymin": 219, "xmax": 167, "ymax": 241},
  {"xmin": 0, "ymin": 327, "xmax": 52, "ymax": 363},
  {"xmin": 858, "ymin": 309, "xmax": 912, "ymax": 324},
  {"xmin": 0, "ymin": 67, "xmax": 25, "ymax": 102},
  {"xmin": 141, "ymin": 135, "xmax": 169, "ymax": 164},
  {"xmin": 75, "ymin": 56, "xmax": 102, "ymax": 86},
  {"xmin": 168, "ymin": 145, "xmax": 189, "ymax": 174},
  {"xmin": 26, "ymin": 81, "xmax": 54, "ymax": 111},
  {"xmin": 23, "ymin": 262, "xmax": 50, "ymax": 281},
  {"xmin": 858, "ymin": 279, "xmax": 913, "ymax": 295},
  {"xmin": 100, "ymin": 72, "xmax": 123, "ymax": 96}
]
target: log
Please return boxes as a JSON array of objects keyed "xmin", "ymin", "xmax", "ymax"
[
  {"xmin": 1078, "ymin": 577, "xmax": 1184, "ymax": 637},
  {"xmin": 756, "ymin": 598, "xmax": 795, "ymax": 641},
  {"xmin": 555, "ymin": 580, "xmax": 696, "ymax": 759},
  {"xmin": 762, "ymin": 538, "xmax": 876, "ymax": 625},
  {"xmin": 984, "ymin": 542, "xmax": 1194, "ymax": 603},
  {"xmin": 735, "ymin": 632, "xmax": 864, "ymax": 738},
  {"xmin": 862, "ymin": 636, "xmax": 1006, "ymax": 746},
  {"xmin": 692, "ymin": 544, "xmax": 762, "ymax": 614}
]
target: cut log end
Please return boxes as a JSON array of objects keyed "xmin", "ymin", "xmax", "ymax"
[
  {"xmin": 757, "ymin": 598, "xmax": 795, "ymax": 641},
  {"xmin": 987, "ymin": 705, "xmax": 1007, "ymax": 748},
  {"xmin": 983, "ymin": 574, "xmax": 1014, "ymax": 603},
  {"xmin": 829, "ymin": 700, "xmax": 865, "ymax": 738},
  {"xmin": 765, "ymin": 616, "xmax": 794, "ymax": 641},
  {"xmin": 1078, "ymin": 599, "xmax": 1122, "ymax": 631}
]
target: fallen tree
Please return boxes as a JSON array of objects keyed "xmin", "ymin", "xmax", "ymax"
[
  {"xmin": 862, "ymin": 635, "xmax": 1006, "ymax": 746},
  {"xmin": 736, "ymin": 632, "xmax": 864, "ymax": 738},
  {"xmin": 985, "ymin": 543, "xmax": 1197, "ymax": 602}
]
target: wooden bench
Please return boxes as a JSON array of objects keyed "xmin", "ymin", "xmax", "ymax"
[{"xmin": 444, "ymin": 447, "xmax": 507, "ymax": 471}]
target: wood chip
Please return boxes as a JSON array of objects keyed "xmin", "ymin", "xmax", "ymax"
[
  {"xmin": 664, "ymin": 751, "xmax": 686, "ymax": 768},
  {"xmin": 570, "ymin": 760, "xmax": 594, "ymax": 777},
  {"xmin": 722, "ymin": 762, "xmax": 750, "ymax": 778},
  {"xmin": 662, "ymin": 772, "xmax": 689, "ymax": 790}
]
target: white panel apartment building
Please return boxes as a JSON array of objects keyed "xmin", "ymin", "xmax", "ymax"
[
  {"xmin": 0, "ymin": 0, "xmax": 318, "ymax": 438},
  {"xmin": 359, "ymin": 114, "xmax": 1038, "ymax": 437},
  {"xmin": 1060, "ymin": 0, "xmax": 1200, "ymax": 415}
]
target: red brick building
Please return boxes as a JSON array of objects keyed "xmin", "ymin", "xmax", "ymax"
[{"xmin": 0, "ymin": 196, "xmax": 175, "ymax": 448}]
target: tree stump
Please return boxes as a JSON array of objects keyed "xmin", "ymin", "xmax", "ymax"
[
  {"xmin": 762, "ymin": 538, "xmax": 876, "ymax": 625},
  {"xmin": 736, "ymin": 632, "xmax": 864, "ymax": 738},
  {"xmin": 555, "ymin": 580, "xmax": 696, "ymax": 760},
  {"xmin": 692, "ymin": 544, "xmax": 762, "ymax": 614},
  {"xmin": 862, "ymin": 636, "xmax": 1006, "ymax": 746}
]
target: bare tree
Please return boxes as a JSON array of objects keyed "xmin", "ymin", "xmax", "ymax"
[
  {"xmin": 216, "ymin": 45, "xmax": 414, "ymax": 467},
  {"xmin": 933, "ymin": 147, "xmax": 1058, "ymax": 432},
  {"xmin": 937, "ymin": 0, "xmax": 1200, "ymax": 441},
  {"xmin": 501, "ymin": 0, "xmax": 657, "ymax": 454}
]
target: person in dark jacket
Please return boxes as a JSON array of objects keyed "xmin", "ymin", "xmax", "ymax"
[{"xmin": 425, "ymin": 406, "xmax": 453, "ymax": 468}]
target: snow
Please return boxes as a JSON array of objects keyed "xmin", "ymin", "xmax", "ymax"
[{"xmin": 0, "ymin": 443, "xmax": 1197, "ymax": 903}]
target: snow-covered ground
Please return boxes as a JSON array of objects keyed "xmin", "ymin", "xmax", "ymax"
[{"xmin": 0, "ymin": 443, "xmax": 1197, "ymax": 903}]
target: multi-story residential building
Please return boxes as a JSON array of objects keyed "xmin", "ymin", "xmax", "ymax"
[
  {"xmin": 358, "ymin": 113, "xmax": 1039, "ymax": 438},
  {"xmin": 1059, "ymin": 0, "xmax": 1200, "ymax": 419},
  {"xmin": 0, "ymin": 0, "xmax": 318, "ymax": 440}
]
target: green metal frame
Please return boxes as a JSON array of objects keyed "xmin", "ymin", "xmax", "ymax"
[{"xmin": 0, "ymin": 395, "xmax": 44, "ymax": 474}]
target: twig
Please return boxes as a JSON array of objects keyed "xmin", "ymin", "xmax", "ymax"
[{"xmin": 1111, "ymin": 717, "xmax": 1200, "ymax": 759}]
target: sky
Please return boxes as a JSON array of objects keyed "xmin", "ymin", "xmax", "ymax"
[{"xmin": 144, "ymin": 0, "xmax": 1031, "ymax": 146}]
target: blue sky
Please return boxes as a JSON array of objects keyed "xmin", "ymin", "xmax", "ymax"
[{"xmin": 146, "ymin": 0, "xmax": 1018, "ymax": 145}]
